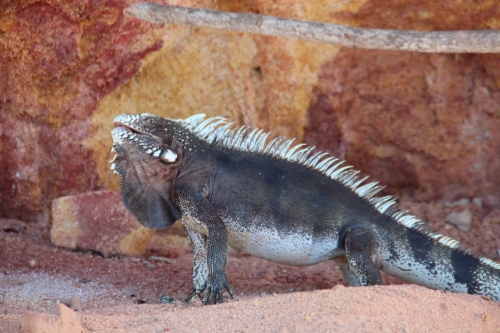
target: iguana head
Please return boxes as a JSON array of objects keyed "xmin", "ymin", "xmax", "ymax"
[{"xmin": 111, "ymin": 113, "xmax": 181, "ymax": 230}]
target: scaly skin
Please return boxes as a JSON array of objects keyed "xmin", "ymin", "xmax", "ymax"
[{"xmin": 111, "ymin": 113, "xmax": 500, "ymax": 304}]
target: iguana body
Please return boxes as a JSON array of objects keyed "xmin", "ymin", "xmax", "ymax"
[{"xmin": 111, "ymin": 113, "xmax": 500, "ymax": 304}]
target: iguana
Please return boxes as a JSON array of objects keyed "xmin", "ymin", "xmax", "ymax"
[{"xmin": 110, "ymin": 112, "xmax": 500, "ymax": 304}]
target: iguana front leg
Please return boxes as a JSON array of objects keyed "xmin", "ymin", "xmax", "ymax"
[
  {"xmin": 176, "ymin": 190, "xmax": 235, "ymax": 304},
  {"xmin": 183, "ymin": 226, "xmax": 209, "ymax": 302}
]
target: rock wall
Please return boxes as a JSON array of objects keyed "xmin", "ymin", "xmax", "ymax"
[
  {"xmin": 304, "ymin": 1, "xmax": 500, "ymax": 202},
  {"xmin": 1, "ymin": 0, "xmax": 500, "ymax": 223},
  {"xmin": 0, "ymin": 0, "xmax": 164, "ymax": 222}
]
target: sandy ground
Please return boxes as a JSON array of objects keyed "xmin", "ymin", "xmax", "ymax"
[{"xmin": 1, "ymin": 199, "xmax": 500, "ymax": 332}]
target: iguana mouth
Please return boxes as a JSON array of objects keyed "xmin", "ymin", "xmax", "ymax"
[
  {"xmin": 113, "ymin": 122, "xmax": 146, "ymax": 135},
  {"xmin": 113, "ymin": 125, "xmax": 132, "ymax": 132},
  {"xmin": 112, "ymin": 121, "xmax": 163, "ymax": 141}
]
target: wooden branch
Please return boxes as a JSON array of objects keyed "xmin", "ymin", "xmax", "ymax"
[{"xmin": 124, "ymin": 2, "xmax": 500, "ymax": 53}]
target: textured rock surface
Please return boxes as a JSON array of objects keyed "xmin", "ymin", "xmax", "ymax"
[
  {"xmin": 51, "ymin": 191, "xmax": 153, "ymax": 257},
  {"xmin": 304, "ymin": 1, "xmax": 500, "ymax": 202},
  {"xmin": 0, "ymin": 0, "xmax": 163, "ymax": 223},
  {"xmin": 2, "ymin": 0, "xmax": 500, "ymax": 224}
]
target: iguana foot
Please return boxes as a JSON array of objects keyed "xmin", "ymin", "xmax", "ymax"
[
  {"xmin": 185, "ymin": 276, "xmax": 235, "ymax": 305},
  {"xmin": 201, "ymin": 280, "xmax": 235, "ymax": 305}
]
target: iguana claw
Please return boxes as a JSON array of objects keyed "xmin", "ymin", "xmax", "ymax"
[
  {"xmin": 185, "ymin": 280, "xmax": 235, "ymax": 305},
  {"xmin": 201, "ymin": 281, "xmax": 235, "ymax": 305},
  {"xmin": 184, "ymin": 288, "xmax": 204, "ymax": 303}
]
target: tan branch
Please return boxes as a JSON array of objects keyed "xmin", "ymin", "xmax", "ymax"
[{"xmin": 124, "ymin": 2, "xmax": 500, "ymax": 53}]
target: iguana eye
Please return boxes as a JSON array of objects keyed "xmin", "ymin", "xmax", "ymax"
[
  {"xmin": 160, "ymin": 149, "xmax": 177, "ymax": 163},
  {"xmin": 145, "ymin": 117, "xmax": 157, "ymax": 125}
]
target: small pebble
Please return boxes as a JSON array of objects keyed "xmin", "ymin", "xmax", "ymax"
[
  {"xmin": 445, "ymin": 210, "xmax": 472, "ymax": 232},
  {"xmin": 159, "ymin": 295, "xmax": 175, "ymax": 304},
  {"xmin": 472, "ymin": 198, "xmax": 483, "ymax": 208},
  {"xmin": 28, "ymin": 259, "xmax": 37, "ymax": 267}
]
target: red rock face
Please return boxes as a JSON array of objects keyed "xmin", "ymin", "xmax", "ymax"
[
  {"xmin": 305, "ymin": 0, "xmax": 500, "ymax": 203},
  {"xmin": 306, "ymin": 50, "xmax": 500, "ymax": 202},
  {"xmin": 0, "ymin": 0, "xmax": 162, "ymax": 222}
]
